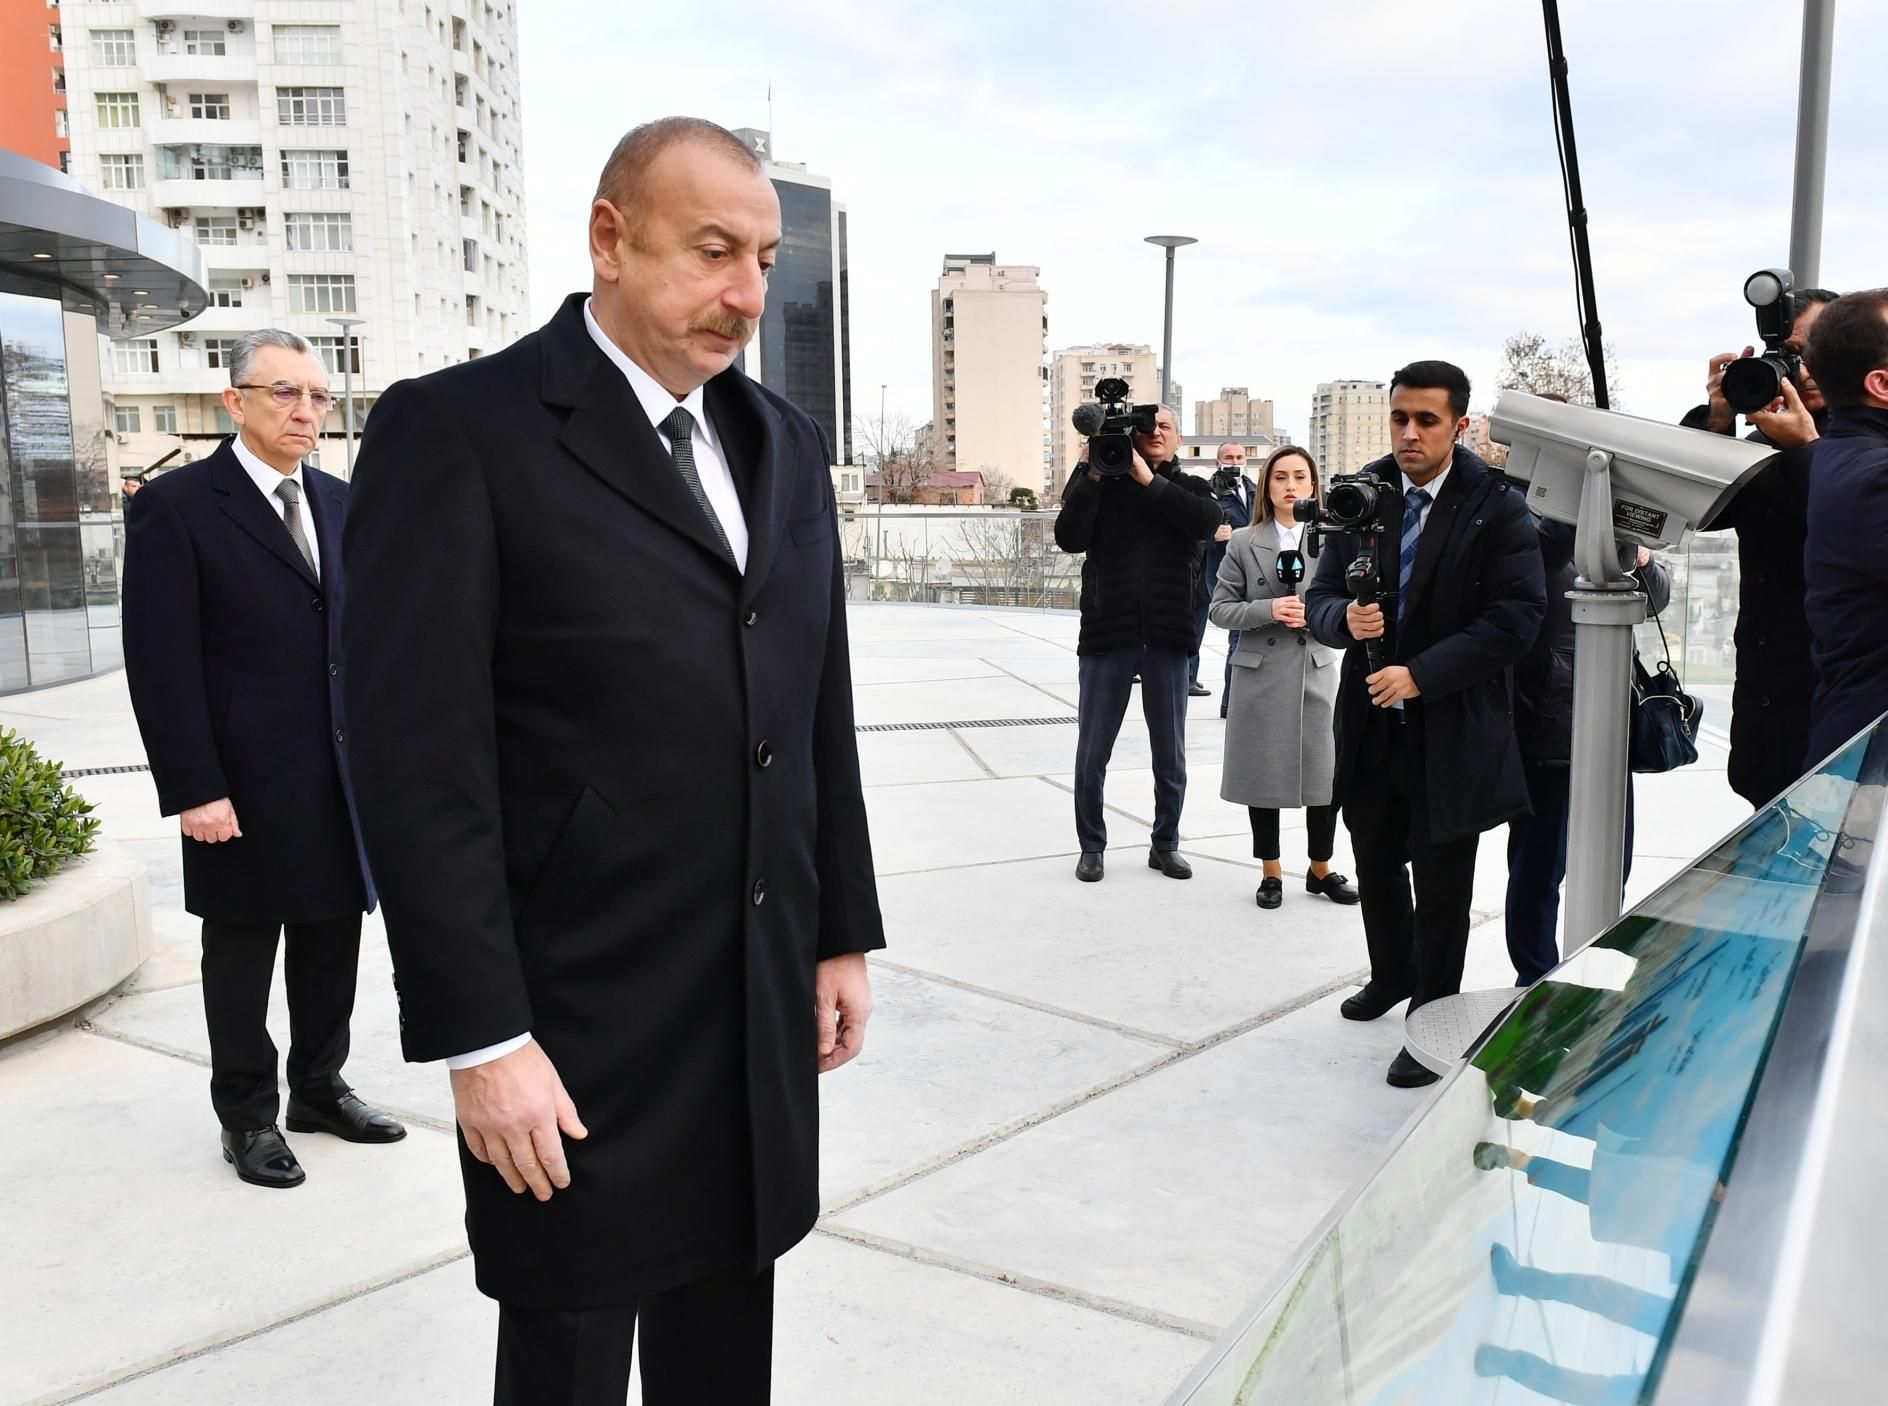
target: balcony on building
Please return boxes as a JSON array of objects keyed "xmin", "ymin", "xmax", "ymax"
[{"xmin": 137, "ymin": 1, "xmax": 259, "ymax": 26}]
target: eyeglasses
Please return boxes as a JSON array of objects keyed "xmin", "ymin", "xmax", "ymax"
[{"xmin": 236, "ymin": 382, "xmax": 334, "ymax": 413}]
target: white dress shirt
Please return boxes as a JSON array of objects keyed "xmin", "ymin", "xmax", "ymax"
[
  {"xmin": 445, "ymin": 306, "xmax": 754, "ymax": 1072},
  {"xmin": 231, "ymin": 433, "xmax": 320, "ymax": 580},
  {"xmin": 582, "ymin": 297, "xmax": 749, "ymax": 572},
  {"xmin": 1272, "ymin": 516, "xmax": 1303, "ymax": 552}
]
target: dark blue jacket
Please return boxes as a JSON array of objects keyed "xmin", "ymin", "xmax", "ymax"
[
  {"xmin": 122, "ymin": 441, "xmax": 373, "ymax": 923},
  {"xmin": 1202, "ymin": 473, "xmax": 1258, "ymax": 599},
  {"xmin": 1804, "ymin": 406, "xmax": 1888, "ymax": 764}
]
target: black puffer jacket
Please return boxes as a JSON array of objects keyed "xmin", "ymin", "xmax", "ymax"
[{"xmin": 1054, "ymin": 460, "xmax": 1223, "ymax": 656}]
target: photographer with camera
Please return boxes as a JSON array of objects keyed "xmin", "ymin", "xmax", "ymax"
[
  {"xmin": 1305, "ymin": 361, "xmax": 1545, "ymax": 1088},
  {"xmin": 1196, "ymin": 442, "xmax": 1257, "ymax": 717},
  {"xmin": 1680, "ymin": 276, "xmax": 1837, "ymax": 808},
  {"xmin": 1055, "ymin": 394, "xmax": 1224, "ymax": 882},
  {"xmin": 1803, "ymin": 288, "xmax": 1888, "ymax": 767}
]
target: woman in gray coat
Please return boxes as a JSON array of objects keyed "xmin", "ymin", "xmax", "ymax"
[{"xmin": 1211, "ymin": 447, "xmax": 1361, "ymax": 911}]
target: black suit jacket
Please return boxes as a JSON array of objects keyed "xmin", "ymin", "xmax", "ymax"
[
  {"xmin": 121, "ymin": 441, "xmax": 372, "ymax": 923},
  {"xmin": 1306, "ymin": 450, "xmax": 1546, "ymax": 842},
  {"xmin": 342, "ymin": 293, "xmax": 886, "ymax": 1306},
  {"xmin": 1203, "ymin": 474, "xmax": 1257, "ymax": 599}
]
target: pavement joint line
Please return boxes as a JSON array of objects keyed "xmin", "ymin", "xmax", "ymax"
[
  {"xmin": 979, "ymin": 655, "xmax": 1088, "ymax": 708},
  {"xmin": 72, "ymin": 1023, "xmax": 460, "ymax": 1136},
  {"xmin": 809, "ymin": 1223, "xmax": 1219, "ymax": 1342},
  {"xmin": 854, "ymin": 672, "xmax": 1010, "ymax": 687},
  {"xmin": 865, "ymin": 956, "xmax": 1184, "ymax": 1048},
  {"xmin": 33, "ymin": 1247, "xmax": 472, "ymax": 1406},
  {"xmin": 942, "ymin": 726, "xmax": 1001, "ymax": 781},
  {"xmin": 820, "ymin": 969, "xmax": 1367, "ymax": 1221}
]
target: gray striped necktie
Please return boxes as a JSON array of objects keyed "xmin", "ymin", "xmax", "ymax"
[
  {"xmin": 274, "ymin": 478, "xmax": 318, "ymax": 578},
  {"xmin": 660, "ymin": 407, "xmax": 734, "ymax": 562}
]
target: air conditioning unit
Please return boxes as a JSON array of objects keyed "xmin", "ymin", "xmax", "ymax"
[
  {"xmin": 155, "ymin": 20, "xmax": 174, "ymax": 36},
  {"xmin": 259, "ymin": 272, "xmax": 271, "ymax": 285},
  {"xmin": 237, "ymin": 210, "xmax": 254, "ymax": 229},
  {"xmin": 227, "ymin": 19, "xmax": 244, "ymax": 32},
  {"xmin": 239, "ymin": 277, "xmax": 254, "ymax": 289},
  {"xmin": 164, "ymin": 210, "xmax": 184, "ymax": 229},
  {"xmin": 175, "ymin": 331, "xmax": 195, "ymax": 345}
]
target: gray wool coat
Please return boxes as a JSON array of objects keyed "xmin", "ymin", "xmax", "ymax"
[{"xmin": 1210, "ymin": 521, "xmax": 1344, "ymax": 808}]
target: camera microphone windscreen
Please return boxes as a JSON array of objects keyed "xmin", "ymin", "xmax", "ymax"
[{"xmin": 1072, "ymin": 404, "xmax": 1105, "ymax": 436}]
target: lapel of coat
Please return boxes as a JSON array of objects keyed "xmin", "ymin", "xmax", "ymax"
[
  {"xmin": 1241, "ymin": 524, "xmax": 1283, "ymax": 601},
  {"xmin": 539, "ymin": 294, "xmax": 742, "ymax": 574},
  {"xmin": 210, "ymin": 442, "xmax": 321, "ymax": 591},
  {"xmin": 1402, "ymin": 456, "xmax": 1481, "ymax": 627},
  {"xmin": 702, "ymin": 369, "xmax": 789, "ymax": 606}
]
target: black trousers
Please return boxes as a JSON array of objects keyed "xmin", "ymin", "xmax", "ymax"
[
  {"xmin": 1249, "ymin": 804, "xmax": 1338, "ymax": 862},
  {"xmin": 1074, "ymin": 646, "xmax": 1188, "ymax": 853},
  {"xmin": 495, "ymin": 1264, "xmax": 775, "ymax": 1405},
  {"xmin": 1504, "ymin": 765, "xmax": 1638, "ymax": 987},
  {"xmin": 1342, "ymin": 710, "xmax": 1480, "ymax": 1009},
  {"xmin": 200, "ymin": 915, "xmax": 360, "ymax": 1130}
]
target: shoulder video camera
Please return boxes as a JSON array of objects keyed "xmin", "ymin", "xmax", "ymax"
[
  {"xmin": 1071, "ymin": 377, "xmax": 1159, "ymax": 478},
  {"xmin": 1721, "ymin": 268, "xmax": 1802, "ymax": 416}
]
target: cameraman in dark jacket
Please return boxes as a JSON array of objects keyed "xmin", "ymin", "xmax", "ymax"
[
  {"xmin": 1056, "ymin": 405, "xmax": 1223, "ymax": 881},
  {"xmin": 1505, "ymin": 518, "xmax": 1670, "ymax": 986},
  {"xmin": 1306, "ymin": 361, "xmax": 1545, "ymax": 1088},
  {"xmin": 1679, "ymin": 287, "xmax": 1836, "ymax": 807},
  {"xmin": 1193, "ymin": 443, "xmax": 1257, "ymax": 715}
]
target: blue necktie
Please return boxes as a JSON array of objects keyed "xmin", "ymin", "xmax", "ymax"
[{"xmin": 1397, "ymin": 486, "xmax": 1431, "ymax": 628}]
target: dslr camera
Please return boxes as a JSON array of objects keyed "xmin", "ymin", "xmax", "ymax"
[
  {"xmin": 1721, "ymin": 268, "xmax": 1805, "ymax": 415},
  {"xmin": 1071, "ymin": 377, "xmax": 1160, "ymax": 478},
  {"xmin": 1292, "ymin": 466, "xmax": 1402, "ymax": 672}
]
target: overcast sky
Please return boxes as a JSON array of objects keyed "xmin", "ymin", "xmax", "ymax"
[{"xmin": 517, "ymin": 1, "xmax": 1885, "ymax": 449}]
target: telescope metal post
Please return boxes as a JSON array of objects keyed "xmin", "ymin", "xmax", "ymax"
[{"xmin": 1788, "ymin": 0, "xmax": 1835, "ymax": 288}]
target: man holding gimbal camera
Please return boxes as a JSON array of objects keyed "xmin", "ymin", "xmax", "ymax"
[
  {"xmin": 1194, "ymin": 443, "xmax": 1257, "ymax": 717},
  {"xmin": 1056, "ymin": 388, "xmax": 1223, "ymax": 881},
  {"xmin": 1305, "ymin": 361, "xmax": 1544, "ymax": 1088}
]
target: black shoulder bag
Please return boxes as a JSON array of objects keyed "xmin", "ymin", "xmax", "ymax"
[{"xmin": 1629, "ymin": 604, "xmax": 1703, "ymax": 774}]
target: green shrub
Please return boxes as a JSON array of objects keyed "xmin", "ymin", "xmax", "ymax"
[{"xmin": 0, "ymin": 728, "xmax": 100, "ymax": 900}]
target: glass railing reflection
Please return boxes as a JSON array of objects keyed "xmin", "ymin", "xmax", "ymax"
[{"xmin": 1174, "ymin": 730, "xmax": 1874, "ymax": 1406}]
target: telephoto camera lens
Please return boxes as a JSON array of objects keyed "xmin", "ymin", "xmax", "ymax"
[{"xmin": 1721, "ymin": 356, "xmax": 1787, "ymax": 416}]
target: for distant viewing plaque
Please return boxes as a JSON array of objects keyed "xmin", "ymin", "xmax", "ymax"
[{"xmin": 1612, "ymin": 499, "xmax": 1668, "ymax": 539}]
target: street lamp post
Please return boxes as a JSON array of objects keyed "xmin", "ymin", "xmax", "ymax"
[
  {"xmin": 1144, "ymin": 235, "xmax": 1197, "ymax": 410},
  {"xmin": 326, "ymin": 316, "xmax": 365, "ymax": 478}
]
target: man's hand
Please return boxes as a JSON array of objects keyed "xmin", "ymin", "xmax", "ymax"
[
  {"xmin": 1128, "ymin": 450, "xmax": 1155, "ymax": 487},
  {"xmin": 1749, "ymin": 378, "xmax": 1819, "ymax": 447},
  {"xmin": 816, "ymin": 952, "xmax": 873, "ymax": 1074},
  {"xmin": 451, "ymin": 1039, "xmax": 588, "ymax": 1202},
  {"xmin": 181, "ymin": 798, "xmax": 241, "ymax": 843},
  {"xmin": 1273, "ymin": 594, "xmax": 1307, "ymax": 629},
  {"xmin": 1704, "ymin": 347, "xmax": 1753, "ymax": 433},
  {"xmin": 1214, "ymin": 523, "xmax": 1233, "ymax": 543},
  {"xmin": 1346, "ymin": 600, "xmax": 1385, "ymax": 640},
  {"xmin": 1367, "ymin": 665, "xmax": 1421, "ymax": 707}
]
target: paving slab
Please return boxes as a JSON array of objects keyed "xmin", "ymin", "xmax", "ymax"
[
  {"xmin": 0, "ymin": 1030, "xmax": 465, "ymax": 1405},
  {"xmin": 863, "ymin": 775, "xmax": 1147, "ymax": 875},
  {"xmin": 848, "ymin": 656, "xmax": 1008, "ymax": 686},
  {"xmin": 830, "ymin": 989, "xmax": 1422, "ymax": 1332},
  {"xmin": 855, "ymin": 728, "xmax": 990, "ymax": 787},
  {"xmin": 850, "ymin": 675, "xmax": 1072, "ymax": 727}
]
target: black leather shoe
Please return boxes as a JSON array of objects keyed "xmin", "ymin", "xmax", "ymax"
[
  {"xmin": 1075, "ymin": 851, "xmax": 1104, "ymax": 882},
  {"xmin": 222, "ymin": 1126, "xmax": 306, "ymax": 1188},
  {"xmin": 1148, "ymin": 848, "xmax": 1193, "ymax": 879},
  {"xmin": 1340, "ymin": 982, "xmax": 1411, "ymax": 1022},
  {"xmin": 1218, "ymin": 706, "xmax": 1228, "ymax": 719},
  {"xmin": 285, "ymin": 1092, "xmax": 408, "ymax": 1144},
  {"xmin": 1188, "ymin": 682, "xmax": 1212, "ymax": 697},
  {"xmin": 1305, "ymin": 870, "xmax": 1360, "ymax": 905},
  {"xmin": 1256, "ymin": 876, "xmax": 1283, "ymax": 909},
  {"xmin": 1386, "ymin": 1049, "xmax": 1441, "ymax": 1088}
]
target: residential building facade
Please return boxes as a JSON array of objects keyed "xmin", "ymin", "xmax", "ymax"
[
  {"xmin": 932, "ymin": 253, "xmax": 1046, "ymax": 490},
  {"xmin": 57, "ymin": 1, "xmax": 529, "ymax": 472},
  {"xmin": 1195, "ymin": 386, "xmax": 1275, "ymax": 443},
  {"xmin": 1047, "ymin": 342, "xmax": 1158, "ymax": 500},
  {"xmin": 1305, "ymin": 379, "xmax": 1391, "ymax": 476},
  {"xmin": 0, "ymin": 1, "xmax": 71, "ymax": 172}
]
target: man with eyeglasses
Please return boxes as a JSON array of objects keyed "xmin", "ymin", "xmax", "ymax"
[{"xmin": 122, "ymin": 328, "xmax": 404, "ymax": 1191}]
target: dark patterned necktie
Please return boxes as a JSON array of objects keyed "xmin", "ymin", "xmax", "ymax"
[
  {"xmin": 660, "ymin": 407, "xmax": 734, "ymax": 562},
  {"xmin": 275, "ymin": 478, "xmax": 317, "ymax": 579},
  {"xmin": 1397, "ymin": 486, "xmax": 1430, "ymax": 627}
]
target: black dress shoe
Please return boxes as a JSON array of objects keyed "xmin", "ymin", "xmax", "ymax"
[
  {"xmin": 285, "ymin": 1092, "xmax": 408, "ymax": 1144},
  {"xmin": 1386, "ymin": 1048, "xmax": 1441, "ymax": 1088},
  {"xmin": 1256, "ymin": 876, "xmax": 1283, "ymax": 909},
  {"xmin": 222, "ymin": 1126, "xmax": 306, "ymax": 1188},
  {"xmin": 1148, "ymin": 848, "xmax": 1193, "ymax": 879},
  {"xmin": 1075, "ymin": 851, "xmax": 1104, "ymax": 882},
  {"xmin": 1305, "ymin": 870, "xmax": 1360, "ymax": 905},
  {"xmin": 1188, "ymin": 682, "xmax": 1212, "ymax": 697},
  {"xmin": 1218, "ymin": 706, "xmax": 1228, "ymax": 719},
  {"xmin": 1340, "ymin": 982, "xmax": 1411, "ymax": 1022}
]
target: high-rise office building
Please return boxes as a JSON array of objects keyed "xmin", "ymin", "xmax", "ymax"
[
  {"xmin": 1047, "ymin": 342, "xmax": 1158, "ymax": 499},
  {"xmin": 1, "ymin": 1, "xmax": 72, "ymax": 172},
  {"xmin": 1306, "ymin": 380, "xmax": 1391, "ymax": 476},
  {"xmin": 1195, "ymin": 386, "xmax": 1275, "ymax": 443},
  {"xmin": 57, "ymin": 2, "xmax": 529, "ymax": 471},
  {"xmin": 730, "ymin": 128, "xmax": 850, "ymax": 465},
  {"xmin": 932, "ymin": 254, "xmax": 1046, "ymax": 488}
]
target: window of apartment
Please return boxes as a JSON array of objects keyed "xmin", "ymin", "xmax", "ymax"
[
  {"xmin": 307, "ymin": 336, "xmax": 361, "ymax": 376},
  {"xmin": 95, "ymin": 92, "xmax": 140, "ymax": 128},
  {"xmin": 272, "ymin": 24, "xmax": 341, "ymax": 64},
  {"xmin": 48, "ymin": 23, "xmax": 61, "ymax": 52},
  {"xmin": 280, "ymin": 149, "xmax": 349, "ymax": 189},
  {"xmin": 54, "ymin": 108, "xmax": 69, "ymax": 138},
  {"xmin": 152, "ymin": 405, "xmax": 178, "ymax": 434},
  {"xmin": 276, "ymin": 86, "xmax": 346, "ymax": 126},
  {"xmin": 113, "ymin": 340, "xmax": 159, "ymax": 375},
  {"xmin": 114, "ymin": 406, "xmax": 142, "ymax": 435},
  {"xmin": 284, "ymin": 211, "xmax": 353, "ymax": 252},
  {"xmin": 90, "ymin": 29, "xmax": 134, "ymax": 65},
  {"xmin": 207, "ymin": 277, "xmax": 245, "ymax": 308},
  {"xmin": 287, "ymin": 274, "xmax": 356, "ymax": 314},
  {"xmin": 194, "ymin": 216, "xmax": 238, "ymax": 246},
  {"xmin": 462, "ymin": 238, "xmax": 478, "ymax": 275},
  {"xmin": 204, "ymin": 337, "xmax": 243, "ymax": 370},
  {"xmin": 98, "ymin": 153, "xmax": 143, "ymax": 190},
  {"xmin": 189, "ymin": 93, "xmax": 231, "ymax": 120},
  {"xmin": 183, "ymin": 30, "xmax": 226, "ymax": 56}
]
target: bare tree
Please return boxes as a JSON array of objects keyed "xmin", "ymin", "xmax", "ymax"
[
  {"xmin": 975, "ymin": 464, "xmax": 1013, "ymax": 506},
  {"xmin": 853, "ymin": 411, "xmax": 938, "ymax": 505},
  {"xmin": 1496, "ymin": 332, "xmax": 1625, "ymax": 409}
]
